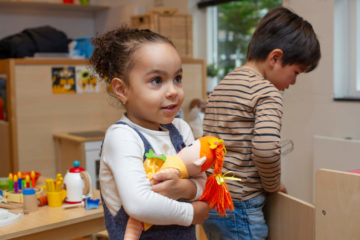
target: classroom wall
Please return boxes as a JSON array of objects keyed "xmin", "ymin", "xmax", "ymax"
[
  {"xmin": 0, "ymin": 1, "xmax": 188, "ymax": 41},
  {"xmin": 0, "ymin": 6, "xmax": 97, "ymax": 40},
  {"xmin": 189, "ymin": 0, "xmax": 360, "ymax": 203}
]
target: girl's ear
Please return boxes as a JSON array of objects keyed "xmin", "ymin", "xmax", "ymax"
[
  {"xmin": 111, "ymin": 78, "xmax": 128, "ymax": 104},
  {"xmin": 268, "ymin": 48, "xmax": 284, "ymax": 68}
]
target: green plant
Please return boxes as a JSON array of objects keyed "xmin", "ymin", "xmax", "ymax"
[{"xmin": 207, "ymin": 64, "xmax": 219, "ymax": 77}]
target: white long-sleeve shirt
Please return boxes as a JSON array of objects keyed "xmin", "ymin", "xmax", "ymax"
[{"xmin": 100, "ymin": 115, "xmax": 206, "ymax": 226}]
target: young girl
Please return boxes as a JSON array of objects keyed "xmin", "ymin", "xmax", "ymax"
[{"xmin": 89, "ymin": 27, "xmax": 209, "ymax": 240}]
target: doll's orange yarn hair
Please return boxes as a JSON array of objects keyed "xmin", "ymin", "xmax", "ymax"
[{"xmin": 198, "ymin": 136, "xmax": 234, "ymax": 216}]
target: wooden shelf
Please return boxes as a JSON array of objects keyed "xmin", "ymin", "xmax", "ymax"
[{"xmin": 0, "ymin": 0, "xmax": 109, "ymax": 12}]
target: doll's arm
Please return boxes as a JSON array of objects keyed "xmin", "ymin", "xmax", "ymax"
[
  {"xmin": 189, "ymin": 172, "xmax": 207, "ymax": 200},
  {"xmin": 124, "ymin": 217, "xmax": 143, "ymax": 240}
]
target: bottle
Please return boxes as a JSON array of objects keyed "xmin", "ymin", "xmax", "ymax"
[{"xmin": 23, "ymin": 188, "xmax": 38, "ymax": 213}]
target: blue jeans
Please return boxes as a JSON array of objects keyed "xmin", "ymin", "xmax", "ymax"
[{"xmin": 202, "ymin": 193, "xmax": 268, "ymax": 240}]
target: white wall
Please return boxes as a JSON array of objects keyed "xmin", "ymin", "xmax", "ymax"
[
  {"xmin": 0, "ymin": 0, "xmax": 189, "ymax": 41},
  {"xmin": 188, "ymin": 0, "xmax": 207, "ymax": 59},
  {"xmin": 0, "ymin": 7, "xmax": 96, "ymax": 40},
  {"xmin": 282, "ymin": 0, "xmax": 360, "ymax": 203}
]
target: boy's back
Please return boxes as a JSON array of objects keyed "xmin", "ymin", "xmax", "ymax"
[
  {"xmin": 203, "ymin": 66, "xmax": 282, "ymax": 201},
  {"xmin": 202, "ymin": 6, "xmax": 320, "ymax": 240}
]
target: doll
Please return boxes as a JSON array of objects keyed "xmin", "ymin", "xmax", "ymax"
[{"xmin": 124, "ymin": 136, "xmax": 236, "ymax": 240}]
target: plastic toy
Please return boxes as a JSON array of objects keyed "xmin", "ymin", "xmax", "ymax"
[
  {"xmin": 0, "ymin": 177, "xmax": 9, "ymax": 191},
  {"xmin": 124, "ymin": 136, "xmax": 238, "ymax": 240},
  {"xmin": 3, "ymin": 187, "xmax": 44, "ymax": 204},
  {"xmin": 63, "ymin": 161, "xmax": 92, "ymax": 204},
  {"xmin": 85, "ymin": 198, "xmax": 100, "ymax": 210},
  {"xmin": 2, "ymin": 171, "xmax": 41, "ymax": 203}
]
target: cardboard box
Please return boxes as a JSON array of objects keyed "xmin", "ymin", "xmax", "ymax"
[{"xmin": 131, "ymin": 11, "xmax": 193, "ymax": 58}]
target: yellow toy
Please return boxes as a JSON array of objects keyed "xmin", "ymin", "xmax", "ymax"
[{"xmin": 124, "ymin": 136, "xmax": 235, "ymax": 240}]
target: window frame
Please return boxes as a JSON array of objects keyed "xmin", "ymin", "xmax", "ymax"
[{"xmin": 333, "ymin": 0, "xmax": 360, "ymax": 101}]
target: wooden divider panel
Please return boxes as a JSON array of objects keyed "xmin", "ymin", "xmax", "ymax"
[{"xmin": 316, "ymin": 169, "xmax": 360, "ymax": 240}]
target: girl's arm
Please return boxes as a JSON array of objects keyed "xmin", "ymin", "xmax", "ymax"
[
  {"xmin": 149, "ymin": 171, "xmax": 210, "ymax": 224},
  {"xmin": 163, "ymin": 117, "xmax": 207, "ymax": 200},
  {"xmin": 151, "ymin": 171, "xmax": 207, "ymax": 200},
  {"xmin": 104, "ymin": 127, "xmax": 194, "ymax": 226}
]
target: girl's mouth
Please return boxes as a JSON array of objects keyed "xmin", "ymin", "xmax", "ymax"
[{"xmin": 162, "ymin": 104, "xmax": 177, "ymax": 111}]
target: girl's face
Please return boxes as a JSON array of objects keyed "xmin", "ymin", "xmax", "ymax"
[{"xmin": 119, "ymin": 42, "xmax": 184, "ymax": 130}]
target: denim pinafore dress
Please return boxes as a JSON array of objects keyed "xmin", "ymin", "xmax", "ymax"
[{"xmin": 101, "ymin": 121, "xmax": 196, "ymax": 240}]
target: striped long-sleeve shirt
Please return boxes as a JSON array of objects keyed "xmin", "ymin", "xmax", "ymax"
[{"xmin": 203, "ymin": 66, "xmax": 282, "ymax": 201}]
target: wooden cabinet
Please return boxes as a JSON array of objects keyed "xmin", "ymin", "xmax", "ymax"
[{"xmin": 54, "ymin": 131, "xmax": 104, "ymax": 190}]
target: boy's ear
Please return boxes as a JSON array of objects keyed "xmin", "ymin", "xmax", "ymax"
[
  {"xmin": 268, "ymin": 48, "xmax": 283, "ymax": 67},
  {"xmin": 111, "ymin": 78, "xmax": 128, "ymax": 104}
]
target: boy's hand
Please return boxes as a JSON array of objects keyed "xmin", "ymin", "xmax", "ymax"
[
  {"xmin": 278, "ymin": 183, "xmax": 288, "ymax": 194},
  {"xmin": 191, "ymin": 201, "xmax": 210, "ymax": 224}
]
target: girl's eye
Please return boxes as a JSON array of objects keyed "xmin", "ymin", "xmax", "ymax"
[
  {"xmin": 174, "ymin": 75, "xmax": 182, "ymax": 84},
  {"xmin": 151, "ymin": 77, "xmax": 162, "ymax": 85}
]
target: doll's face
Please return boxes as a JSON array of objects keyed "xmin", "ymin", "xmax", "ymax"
[{"xmin": 177, "ymin": 140, "xmax": 204, "ymax": 176}]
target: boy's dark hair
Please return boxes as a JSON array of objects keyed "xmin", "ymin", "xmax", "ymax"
[
  {"xmin": 89, "ymin": 26, "xmax": 175, "ymax": 83},
  {"xmin": 247, "ymin": 7, "xmax": 321, "ymax": 72}
]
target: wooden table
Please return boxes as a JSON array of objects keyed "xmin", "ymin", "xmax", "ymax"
[{"xmin": 0, "ymin": 202, "xmax": 105, "ymax": 240}]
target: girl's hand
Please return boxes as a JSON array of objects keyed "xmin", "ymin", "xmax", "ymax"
[
  {"xmin": 191, "ymin": 201, "xmax": 210, "ymax": 224},
  {"xmin": 151, "ymin": 171, "xmax": 197, "ymax": 200}
]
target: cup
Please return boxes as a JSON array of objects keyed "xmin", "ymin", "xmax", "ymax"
[
  {"xmin": 47, "ymin": 190, "xmax": 67, "ymax": 207},
  {"xmin": 23, "ymin": 188, "xmax": 38, "ymax": 213}
]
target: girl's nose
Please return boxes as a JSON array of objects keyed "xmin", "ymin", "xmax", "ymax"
[{"xmin": 165, "ymin": 82, "xmax": 178, "ymax": 98}]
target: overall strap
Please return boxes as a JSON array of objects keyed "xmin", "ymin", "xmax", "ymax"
[
  {"xmin": 114, "ymin": 121, "xmax": 152, "ymax": 160},
  {"xmin": 161, "ymin": 123, "xmax": 186, "ymax": 152},
  {"xmin": 100, "ymin": 121, "xmax": 185, "ymax": 159},
  {"xmin": 99, "ymin": 121, "xmax": 153, "ymax": 160}
]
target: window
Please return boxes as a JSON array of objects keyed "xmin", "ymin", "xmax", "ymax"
[
  {"xmin": 333, "ymin": 0, "xmax": 360, "ymax": 100},
  {"xmin": 206, "ymin": 0, "xmax": 281, "ymax": 92}
]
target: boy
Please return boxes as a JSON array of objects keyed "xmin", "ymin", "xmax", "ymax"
[{"xmin": 202, "ymin": 7, "xmax": 320, "ymax": 240}]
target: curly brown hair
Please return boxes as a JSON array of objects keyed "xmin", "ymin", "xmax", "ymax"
[{"xmin": 89, "ymin": 26, "xmax": 175, "ymax": 84}]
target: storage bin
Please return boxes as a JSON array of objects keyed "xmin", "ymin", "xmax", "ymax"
[{"xmin": 131, "ymin": 12, "xmax": 193, "ymax": 58}]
